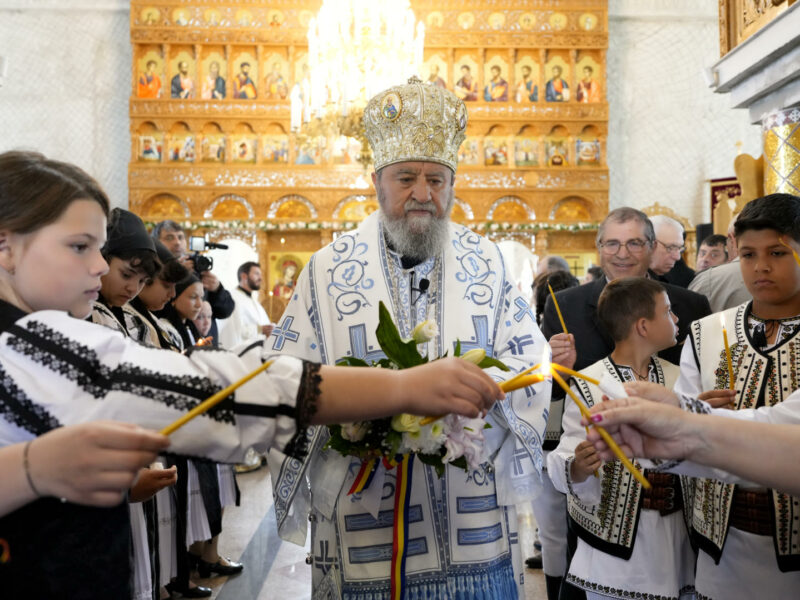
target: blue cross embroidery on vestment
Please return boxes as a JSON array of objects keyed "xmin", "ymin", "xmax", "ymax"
[
  {"xmin": 514, "ymin": 297, "xmax": 534, "ymax": 322},
  {"xmin": 272, "ymin": 315, "xmax": 300, "ymax": 351},
  {"xmin": 346, "ymin": 324, "xmax": 387, "ymax": 362},
  {"xmin": 507, "ymin": 334, "xmax": 535, "ymax": 356},
  {"xmin": 314, "ymin": 539, "xmax": 335, "ymax": 575},
  {"xmin": 454, "ymin": 315, "xmax": 493, "ymax": 355}
]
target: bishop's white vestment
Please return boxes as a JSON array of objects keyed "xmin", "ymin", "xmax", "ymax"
[{"xmin": 269, "ymin": 212, "xmax": 550, "ymax": 599}]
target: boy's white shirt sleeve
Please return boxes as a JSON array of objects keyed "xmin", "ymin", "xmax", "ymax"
[
  {"xmin": 547, "ymin": 382, "xmax": 602, "ymax": 505},
  {"xmin": 659, "ymin": 390, "xmax": 800, "ymax": 484},
  {"xmin": 673, "ymin": 332, "xmax": 704, "ymax": 397}
]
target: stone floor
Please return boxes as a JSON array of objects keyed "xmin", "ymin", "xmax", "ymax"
[{"xmin": 195, "ymin": 466, "xmax": 546, "ymax": 599}]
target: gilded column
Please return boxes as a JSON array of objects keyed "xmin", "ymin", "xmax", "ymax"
[{"xmin": 763, "ymin": 106, "xmax": 800, "ymax": 195}]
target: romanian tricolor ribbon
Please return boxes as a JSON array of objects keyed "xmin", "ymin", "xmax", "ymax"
[
  {"xmin": 390, "ymin": 454, "xmax": 414, "ymax": 600},
  {"xmin": 347, "ymin": 457, "xmax": 379, "ymax": 496}
]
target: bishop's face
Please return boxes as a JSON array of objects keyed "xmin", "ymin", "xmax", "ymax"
[{"xmin": 373, "ymin": 161, "xmax": 455, "ymax": 260}]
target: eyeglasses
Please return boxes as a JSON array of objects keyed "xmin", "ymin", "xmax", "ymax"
[
  {"xmin": 656, "ymin": 240, "xmax": 686, "ymax": 255},
  {"xmin": 598, "ymin": 239, "xmax": 650, "ymax": 255}
]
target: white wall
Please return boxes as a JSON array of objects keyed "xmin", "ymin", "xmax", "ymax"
[
  {"xmin": 0, "ymin": 0, "xmax": 763, "ymax": 223},
  {"xmin": 0, "ymin": 0, "xmax": 131, "ymax": 207},
  {"xmin": 607, "ymin": 0, "xmax": 762, "ymax": 224}
]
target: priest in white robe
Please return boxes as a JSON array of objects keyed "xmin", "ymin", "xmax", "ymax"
[
  {"xmin": 269, "ymin": 76, "xmax": 550, "ymax": 599},
  {"xmin": 219, "ymin": 261, "xmax": 273, "ymax": 349}
]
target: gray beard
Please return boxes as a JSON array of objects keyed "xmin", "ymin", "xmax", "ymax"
[{"xmin": 380, "ymin": 209, "xmax": 451, "ymax": 260}]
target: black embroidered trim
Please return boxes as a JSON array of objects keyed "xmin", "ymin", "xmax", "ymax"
[
  {"xmin": 283, "ymin": 361, "xmax": 322, "ymax": 459},
  {"xmin": 7, "ymin": 320, "xmax": 235, "ymax": 424},
  {"xmin": 233, "ymin": 402, "xmax": 295, "ymax": 419},
  {"xmin": 565, "ymin": 573, "xmax": 694, "ymax": 600},
  {"xmin": 0, "ymin": 364, "xmax": 62, "ymax": 435},
  {"xmin": 680, "ymin": 394, "xmax": 712, "ymax": 415}
]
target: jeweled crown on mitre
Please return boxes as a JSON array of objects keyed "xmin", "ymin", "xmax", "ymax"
[{"xmin": 363, "ymin": 76, "xmax": 468, "ymax": 173}]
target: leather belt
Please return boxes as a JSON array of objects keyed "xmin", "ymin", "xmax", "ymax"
[
  {"xmin": 641, "ymin": 471, "xmax": 682, "ymax": 516},
  {"xmin": 729, "ymin": 488, "xmax": 774, "ymax": 537}
]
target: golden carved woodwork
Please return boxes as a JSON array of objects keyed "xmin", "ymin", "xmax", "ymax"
[
  {"xmin": 491, "ymin": 201, "xmax": 530, "ymax": 221},
  {"xmin": 718, "ymin": 0, "xmax": 794, "ymax": 56},
  {"xmin": 208, "ymin": 197, "xmax": 252, "ymax": 219},
  {"xmin": 274, "ymin": 199, "xmax": 312, "ymax": 219},
  {"xmin": 141, "ymin": 193, "xmax": 189, "ymax": 220},
  {"xmin": 131, "ymin": 0, "xmax": 609, "ymax": 288}
]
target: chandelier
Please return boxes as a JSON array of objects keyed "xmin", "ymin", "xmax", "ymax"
[{"xmin": 290, "ymin": 0, "xmax": 425, "ymax": 169}]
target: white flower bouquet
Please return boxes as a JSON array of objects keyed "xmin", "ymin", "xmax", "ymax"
[{"xmin": 326, "ymin": 301, "xmax": 508, "ymax": 475}]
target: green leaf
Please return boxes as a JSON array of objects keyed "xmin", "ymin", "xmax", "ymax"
[
  {"xmin": 483, "ymin": 422, "xmax": 492, "ymax": 429},
  {"xmin": 417, "ymin": 451, "xmax": 446, "ymax": 478},
  {"xmin": 478, "ymin": 355, "xmax": 511, "ymax": 371},
  {"xmin": 454, "ymin": 340, "xmax": 462, "ymax": 357},
  {"xmin": 336, "ymin": 356, "xmax": 370, "ymax": 367},
  {"xmin": 375, "ymin": 301, "xmax": 425, "ymax": 368}
]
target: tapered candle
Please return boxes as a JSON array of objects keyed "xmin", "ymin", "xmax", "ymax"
[
  {"xmin": 551, "ymin": 363, "xmax": 600, "ymax": 386},
  {"xmin": 160, "ymin": 360, "xmax": 274, "ymax": 436},
  {"xmin": 779, "ymin": 237, "xmax": 800, "ymax": 267},
  {"xmin": 548, "ymin": 284, "xmax": 569, "ymax": 335},
  {"xmin": 720, "ymin": 314, "xmax": 735, "ymax": 391},
  {"xmin": 550, "ymin": 368, "xmax": 650, "ymax": 489}
]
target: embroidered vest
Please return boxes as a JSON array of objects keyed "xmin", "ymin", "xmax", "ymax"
[
  {"xmin": 689, "ymin": 302, "xmax": 800, "ymax": 570},
  {"xmin": 567, "ymin": 357, "xmax": 689, "ymax": 559}
]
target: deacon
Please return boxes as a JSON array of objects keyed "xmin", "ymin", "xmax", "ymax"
[{"xmin": 270, "ymin": 77, "xmax": 550, "ymax": 599}]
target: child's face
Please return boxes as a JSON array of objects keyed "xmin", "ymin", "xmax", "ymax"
[
  {"xmin": 644, "ymin": 291, "xmax": 678, "ymax": 350},
  {"xmin": 738, "ymin": 229, "xmax": 800, "ymax": 307},
  {"xmin": 0, "ymin": 199, "xmax": 109, "ymax": 318},
  {"xmin": 100, "ymin": 257, "xmax": 148, "ymax": 307}
]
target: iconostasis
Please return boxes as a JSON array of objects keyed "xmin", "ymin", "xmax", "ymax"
[{"xmin": 129, "ymin": 1, "xmax": 609, "ymax": 315}]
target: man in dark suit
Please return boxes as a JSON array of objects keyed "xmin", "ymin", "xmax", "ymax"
[
  {"xmin": 534, "ymin": 207, "xmax": 711, "ymax": 600},
  {"xmin": 544, "ymin": 208, "xmax": 710, "ymax": 369}
]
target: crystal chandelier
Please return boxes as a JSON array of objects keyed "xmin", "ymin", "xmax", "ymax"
[{"xmin": 290, "ymin": 0, "xmax": 425, "ymax": 169}]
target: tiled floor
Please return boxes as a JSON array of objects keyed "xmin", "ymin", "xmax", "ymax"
[{"xmin": 197, "ymin": 466, "xmax": 547, "ymax": 599}]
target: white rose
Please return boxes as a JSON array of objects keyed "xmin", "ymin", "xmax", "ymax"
[
  {"xmin": 461, "ymin": 348, "xmax": 486, "ymax": 365},
  {"xmin": 391, "ymin": 413, "xmax": 423, "ymax": 434},
  {"xmin": 340, "ymin": 422, "xmax": 369, "ymax": 442},
  {"xmin": 411, "ymin": 320, "xmax": 438, "ymax": 344}
]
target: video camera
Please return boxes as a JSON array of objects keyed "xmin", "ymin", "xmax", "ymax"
[{"xmin": 188, "ymin": 236, "xmax": 228, "ymax": 274}]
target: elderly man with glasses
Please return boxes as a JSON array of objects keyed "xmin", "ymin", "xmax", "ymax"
[
  {"xmin": 533, "ymin": 207, "xmax": 710, "ymax": 600},
  {"xmin": 648, "ymin": 215, "xmax": 696, "ymax": 288}
]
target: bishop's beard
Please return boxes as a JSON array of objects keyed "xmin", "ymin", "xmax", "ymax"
[{"xmin": 378, "ymin": 193, "xmax": 453, "ymax": 261}]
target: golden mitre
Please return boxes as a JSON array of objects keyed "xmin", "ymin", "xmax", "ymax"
[{"xmin": 364, "ymin": 76, "xmax": 468, "ymax": 172}]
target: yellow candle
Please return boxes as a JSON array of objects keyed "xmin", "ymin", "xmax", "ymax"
[
  {"xmin": 550, "ymin": 368, "xmax": 650, "ymax": 489},
  {"xmin": 160, "ymin": 360, "xmax": 274, "ymax": 436},
  {"xmin": 548, "ymin": 284, "xmax": 569, "ymax": 335},
  {"xmin": 779, "ymin": 236, "xmax": 800, "ymax": 267},
  {"xmin": 551, "ymin": 363, "xmax": 600, "ymax": 386},
  {"xmin": 720, "ymin": 314, "xmax": 735, "ymax": 391}
]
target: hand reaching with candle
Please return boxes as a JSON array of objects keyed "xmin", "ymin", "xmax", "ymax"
[
  {"xmin": 394, "ymin": 357, "xmax": 505, "ymax": 418},
  {"xmin": 581, "ymin": 397, "xmax": 701, "ymax": 461},
  {"xmin": 570, "ymin": 440, "xmax": 603, "ymax": 483},
  {"xmin": 314, "ymin": 357, "xmax": 504, "ymax": 425},
  {"xmin": 549, "ymin": 333, "xmax": 576, "ymax": 371},
  {"xmin": 15, "ymin": 422, "xmax": 170, "ymax": 511}
]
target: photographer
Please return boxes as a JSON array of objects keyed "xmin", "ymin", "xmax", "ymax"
[{"xmin": 152, "ymin": 220, "xmax": 235, "ymax": 342}]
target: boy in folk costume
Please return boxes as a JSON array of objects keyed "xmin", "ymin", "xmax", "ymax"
[
  {"xmin": 673, "ymin": 193, "xmax": 800, "ymax": 599},
  {"xmin": 548, "ymin": 277, "xmax": 696, "ymax": 599}
]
